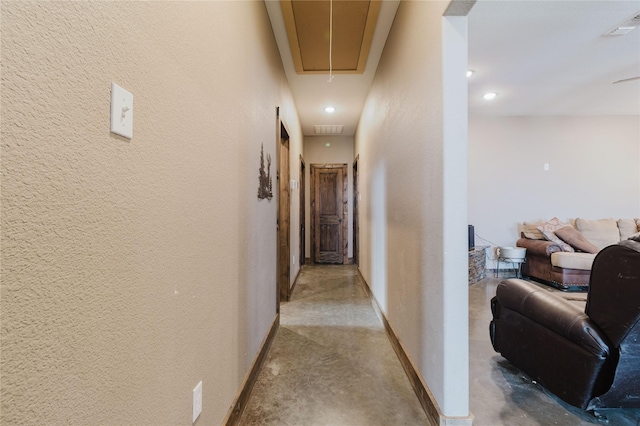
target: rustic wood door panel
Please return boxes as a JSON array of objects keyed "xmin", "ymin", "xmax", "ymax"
[
  {"xmin": 300, "ymin": 156, "xmax": 305, "ymax": 266},
  {"xmin": 311, "ymin": 164, "xmax": 347, "ymax": 264},
  {"xmin": 353, "ymin": 157, "xmax": 359, "ymax": 265},
  {"xmin": 277, "ymin": 123, "xmax": 290, "ymax": 302}
]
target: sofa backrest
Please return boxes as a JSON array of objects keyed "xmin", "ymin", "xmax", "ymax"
[
  {"xmin": 586, "ymin": 240, "xmax": 640, "ymax": 348},
  {"xmin": 575, "ymin": 218, "xmax": 620, "ymax": 251}
]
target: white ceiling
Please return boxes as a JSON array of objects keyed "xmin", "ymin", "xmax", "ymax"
[
  {"xmin": 468, "ymin": 0, "xmax": 640, "ymax": 116},
  {"xmin": 266, "ymin": 0, "xmax": 640, "ymax": 137}
]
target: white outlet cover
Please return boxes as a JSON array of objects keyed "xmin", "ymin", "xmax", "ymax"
[
  {"xmin": 192, "ymin": 381, "xmax": 202, "ymax": 423},
  {"xmin": 110, "ymin": 82, "xmax": 133, "ymax": 139}
]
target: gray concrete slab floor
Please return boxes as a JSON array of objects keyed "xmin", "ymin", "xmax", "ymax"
[
  {"xmin": 240, "ymin": 265, "xmax": 640, "ymax": 425},
  {"xmin": 471, "ymin": 276, "xmax": 640, "ymax": 426}
]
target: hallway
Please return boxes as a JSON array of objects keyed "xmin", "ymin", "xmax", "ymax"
[{"xmin": 239, "ymin": 265, "xmax": 429, "ymax": 425}]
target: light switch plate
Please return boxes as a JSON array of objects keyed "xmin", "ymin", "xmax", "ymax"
[
  {"xmin": 110, "ymin": 82, "xmax": 133, "ymax": 139},
  {"xmin": 192, "ymin": 381, "xmax": 202, "ymax": 423}
]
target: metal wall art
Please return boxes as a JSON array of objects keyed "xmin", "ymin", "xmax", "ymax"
[{"xmin": 257, "ymin": 143, "xmax": 273, "ymax": 200}]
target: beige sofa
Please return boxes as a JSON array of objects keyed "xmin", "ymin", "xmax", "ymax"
[{"xmin": 516, "ymin": 218, "xmax": 639, "ymax": 290}]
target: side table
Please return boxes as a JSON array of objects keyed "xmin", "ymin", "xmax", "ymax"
[{"xmin": 495, "ymin": 256, "xmax": 526, "ymax": 279}]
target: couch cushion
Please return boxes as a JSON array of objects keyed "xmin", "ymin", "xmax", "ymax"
[
  {"xmin": 551, "ymin": 251, "xmax": 596, "ymax": 271},
  {"xmin": 551, "ymin": 252, "xmax": 596, "ymax": 270},
  {"xmin": 619, "ymin": 219, "xmax": 639, "ymax": 240},
  {"xmin": 555, "ymin": 226, "xmax": 599, "ymax": 254},
  {"xmin": 536, "ymin": 217, "xmax": 574, "ymax": 252},
  {"xmin": 575, "ymin": 218, "xmax": 620, "ymax": 250}
]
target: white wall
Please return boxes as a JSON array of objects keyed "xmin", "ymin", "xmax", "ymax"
[
  {"xmin": 304, "ymin": 135, "xmax": 355, "ymax": 259},
  {"xmin": 469, "ymin": 115, "xmax": 640, "ymax": 267},
  {"xmin": 0, "ymin": 2, "xmax": 302, "ymax": 424},
  {"xmin": 355, "ymin": 1, "xmax": 470, "ymax": 418}
]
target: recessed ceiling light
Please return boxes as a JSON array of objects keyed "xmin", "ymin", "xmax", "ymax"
[
  {"xmin": 483, "ymin": 92, "xmax": 497, "ymax": 100},
  {"xmin": 325, "ymin": 143, "xmax": 331, "ymax": 147},
  {"xmin": 324, "ymin": 106, "xmax": 336, "ymax": 113},
  {"xmin": 466, "ymin": 70, "xmax": 475, "ymax": 78}
]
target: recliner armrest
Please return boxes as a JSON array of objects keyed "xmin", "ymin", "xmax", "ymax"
[
  {"xmin": 516, "ymin": 238, "xmax": 562, "ymax": 257},
  {"xmin": 496, "ymin": 279, "xmax": 611, "ymax": 357}
]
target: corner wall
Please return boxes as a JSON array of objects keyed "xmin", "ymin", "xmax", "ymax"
[
  {"xmin": 0, "ymin": 2, "xmax": 301, "ymax": 424},
  {"xmin": 355, "ymin": 1, "xmax": 470, "ymax": 419},
  {"xmin": 469, "ymin": 115, "xmax": 640, "ymax": 267}
]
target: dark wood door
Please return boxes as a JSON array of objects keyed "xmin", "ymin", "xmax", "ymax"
[
  {"xmin": 300, "ymin": 157, "xmax": 305, "ymax": 266},
  {"xmin": 311, "ymin": 164, "xmax": 347, "ymax": 264},
  {"xmin": 353, "ymin": 157, "xmax": 359, "ymax": 266},
  {"xmin": 277, "ymin": 123, "xmax": 290, "ymax": 302}
]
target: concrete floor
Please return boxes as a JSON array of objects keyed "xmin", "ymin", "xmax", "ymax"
[
  {"xmin": 240, "ymin": 265, "xmax": 640, "ymax": 425},
  {"xmin": 239, "ymin": 265, "xmax": 428, "ymax": 425},
  {"xmin": 471, "ymin": 274, "xmax": 640, "ymax": 426}
]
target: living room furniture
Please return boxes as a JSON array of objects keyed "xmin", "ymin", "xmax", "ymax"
[
  {"xmin": 516, "ymin": 218, "xmax": 639, "ymax": 290},
  {"xmin": 490, "ymin": 239, "xmax": 640, "ymax": 411},
  {"xmin": 495, "ymin": 246, "xmax": 526, "ymax": 279},
  {"xmin": 495, "ymin": 256, "xmax": 526, "ymax": 279}
]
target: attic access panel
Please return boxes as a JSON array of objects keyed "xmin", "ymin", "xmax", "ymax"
[{"xmin": 281, "ymin": 0, "xmax": 381, "ymax": 74}]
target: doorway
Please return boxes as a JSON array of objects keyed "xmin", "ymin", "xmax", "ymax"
[
  {"xmin": 299, "ymin": 156, "xmax": 306, "ymax": 266},
  {"xmin": 277, "ymin": 115, "xmax": 291, "ymax": 303},
  {"xmin": 310, "ymin": 164, "xmax": 348, "ymax": 264},
  {"xmin": 353, "ymin": 156, "xmax": 359, "ymax": 266}
]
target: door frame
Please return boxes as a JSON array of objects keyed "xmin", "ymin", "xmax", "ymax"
[
  {"xmin": 353, "ymin": 155, "xmax": 359, "ymax": 266},
  {"xmin": 276, "ymin": 109, "xmax": 291, "ymax": 305},
  {"xmin": 299, "ymin": 155, "xmax": 305, "ymax": 267},
  {"xmin": 310, "ymin": 163, "xmax": 348, "ymax": 264}
]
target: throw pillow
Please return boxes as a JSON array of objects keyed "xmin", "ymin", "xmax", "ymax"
[
  {"xmin": 555, "ymin": 226, "xmax": 599, "ymax": 254},
  {"xmin": 521, "ymin": 222, "xmax": 545, "ymax": 239},
  {"xmin": 628, "ymin": 231, "xmax": 640, "ymax": 242},
  {"xmin": 618, "ymin": 219, "xmax": 638, "ymax": 240},
  {"xmin": 576, "ymin": 218, "xmax": 620, "ymax": 250},
  {"xmin": 536, "ymin": 217, "xmax": 574, "ymax": 252}
]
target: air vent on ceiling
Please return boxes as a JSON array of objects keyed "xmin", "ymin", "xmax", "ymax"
[
  {"xmin": 605, "ymin": 12, "xmax": 640, "ymax": 36},
  {"xmin": 314, "ymin": 125, "xmax": 344, "ymax": 135}
]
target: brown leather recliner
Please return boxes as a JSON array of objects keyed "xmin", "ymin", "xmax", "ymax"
[{"xmin": 490, "ymin": 240, "xmax": 640, "ymax": 410}]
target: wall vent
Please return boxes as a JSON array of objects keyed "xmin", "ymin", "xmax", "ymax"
[
  {"xmin": 314, "ymin": 125, "xmax": 344, "ymax": 134},
  {"xmin": 605, "ymin": 12, "xmax": 640, "ymax": 36}
]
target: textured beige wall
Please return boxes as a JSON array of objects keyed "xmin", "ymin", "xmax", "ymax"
[
  {"xmin": 355, "ymin": 0, "xmax": 469, "ymax": 417},
  {"xmin": 1, "ymin": 2, "xmax": 301, "ymax": 424}
]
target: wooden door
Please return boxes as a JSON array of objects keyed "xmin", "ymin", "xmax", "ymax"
[
  {"xmin": 300, "ymin": 156, "xmax": 305, "ymax": 266},
  {"xmin": 311, "ymin": 164, "xmax": 348, "ymax": 264},
  {"xmin": 277, "ymin": 122, "xmax": 290, "ymax": 302},
  {"xmin": 353, "ymin": 157, "xmax": 359, "ymax": 266}
]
